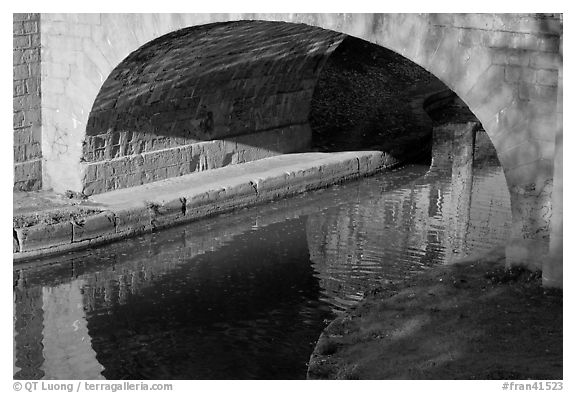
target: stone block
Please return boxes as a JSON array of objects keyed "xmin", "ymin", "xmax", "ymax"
[
  {"xmin": 114, "ymin": 207, "xmax": 152, "ymax": 233},
  {"xmin": 320, "ymin": 158, "xmax": 358, "ymax": 180},
  {"xmin": 13, "ymin": 22, "xmax": 24, "ymax": 35},
  {"xmin": 120, "ymin": 172, "xmax": 140, "ymax": 188},
  {"xmin": 185, "ymin": 192, "xmax": 211, "ymax": 210},
  {"xmin": 83, "ymin": 179, "xmax": 106, "ymax": 196},
  {"xmin": 14, "ymin": 145, "xmax": 26, "ymax": 162},
  {"xmin": 152, "ymin": 167, "xmax": 168, "ymax": 181},
  {"xmin": 43, "ymin": 21, "xmax": 70, "ymax": 35},
  {"xmin": 13, "ymin": 48, "xmax": 40, "ymax": 65},
  {"xmin": 16, "ymin": 222, "xmax": 72, "ymax": 252},
  {"xmin": 530, "ymin": 52, "xmax": 560, "ymax": 70},
  {"xmin": 22, "ymin": 21, "xmax": 38, "ymax": 34},
  {"xmin": 25, "ymin": 143, "xmax": 42, "ymax": 160},
  {"xmin": 358, "ymin": 152, "xmax": 387, "ymax": 174},
  {"xmin": 504, "ymin": 66, "xmax": 536, "ymax": 83},
  {"xmin": 13, "ymin": 35, "xmax": 30, "ymax": 49},
  {"xmin": 13, "ymin": 160, "xmax": 41, "ymax": 182},
  {"xmin": 471, "ymin": 82, "xmax": 516, "ymax": 126},
  {"xmin": 504, "ymin": 50, "xmax": 531, "ymax": 67},
  {"xmin": 14, "ymin": 94, "xmax": 40, "ymax": 111},
  {"xmin": 13, "ymin": 128, "xmax": 31, "ymax": 145},
  {"xmin": 43, "ymin": 35, "xmax": 82, "ymax": 52},
  {"xmin": 510, "ymin": 33, "xmax": 540, "ymax": 51},
  {"xmin": 536, "ymin": 69, "xmax": 559, "ymax": 86},
  {"xmin": 252, "ymin": 173, "xmax": 290, "ymax": 194},
  {"xmin": 30, "ymin": 32, "xmax": 40, "ymax": 47},
  {"xmin": 83, "ymin": 163, "xmax": 98, "ymax": 183},
  {"xmin": 538, "ymin": 36, "xmax": 560, "ymax": 52},
  {"xmin": 25, "ymin": 78, "xmax": 40, "ymax": 95},
  {"xmin": 13, "ymin": 111, "xmax": 25, "ymax": 128},
  {"xmin": 97, "ymin": 162, "xmax": 113, "ymax": 178},
  {"xmin": 150, "ymin": 198, "xmax": 186, "ymax": 228},
  {"xmin": 13, "ymin": 13, "xmax": 34, "ymax": 22},
  {"xmin": 72, "ymin": 212, "xmax": 115, "ymax": 242},
  {"xmin": 166, "ymin": 165, "xmax": 181, "ymax": 178},
  {"xmin": 13, "ymin": 64, "xmax": 30, "ymax": 80},
  {"xmin": 483, "ymin": 31, "xmax": 513, "ymax": 49},
  {"xmin": 519, "ymin": 83, "xmax": 557, "ymax": 102},
  {"xmin": 227, "ymin": 181, "xmax": 258, "ymax": 199}
]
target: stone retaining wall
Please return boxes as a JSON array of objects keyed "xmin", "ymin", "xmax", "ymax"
[{"xmin": 82, "ymin": 124, "xmax": 311, "ymax": 195}]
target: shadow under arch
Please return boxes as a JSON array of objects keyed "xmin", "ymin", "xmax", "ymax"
[{"xmin": 82, "ymin": 20, "xmax": 345, "ymax": 195}]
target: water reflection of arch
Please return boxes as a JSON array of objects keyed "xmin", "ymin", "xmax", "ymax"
[
  {"xmin": 13, "ymin": 280, "xmax": 104, "ymax": 380},
  {"xmin": 305, "ymin": 124, "xmax": 512, "ymax": 312},
  {"xmin": 14, "ymin": 193, "xmax": 350, "ymax": 379}
]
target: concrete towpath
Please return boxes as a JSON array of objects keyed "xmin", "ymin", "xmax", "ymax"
[{"xmin": 13, "ymin": 149, "xmax": 422, "ymax": 263}]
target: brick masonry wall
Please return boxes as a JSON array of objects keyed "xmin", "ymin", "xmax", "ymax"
[
  {"xmin": 81, "ymin": 21, "xmax": 343, "ymax": 194},
  {"xmin": 13, "ymin": 13, "xmax": 42, "ymax": 191}
]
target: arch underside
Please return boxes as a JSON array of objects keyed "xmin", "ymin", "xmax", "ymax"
[{"xmin": 83, "ymin": 21, "xmax": 344, "ymax": 195}]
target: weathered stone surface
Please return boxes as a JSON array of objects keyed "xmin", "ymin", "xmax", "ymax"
[
  {"xmin": 114, "ymin": 207, "xmax": 152, "ymax": 234},
  {"xmin": 16, "ymin": 222, "xmax": 72, "ymax": 252},
  {"xmin": 14, "ymin": 159, "xmax": 42, "ymax": 192},
  {"xmin": 72, "ymin": 212, "xmax": 115, "ymax": 242},
  {"xmin": 81, "ymin": 124, "xmax": 312, "ymax": 195},
  {"xmin": 149, "ymin": 198, "xmax": 186, "ymax": 228}
]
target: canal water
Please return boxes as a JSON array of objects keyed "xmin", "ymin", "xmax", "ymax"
[{"xmin": 13, "ymin": 130, "xmax": 511, "ymax": 380}]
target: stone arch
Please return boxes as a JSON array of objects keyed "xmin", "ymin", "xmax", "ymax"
[
  {"xmin": 80, "ymin": 20, "xmax": 344, "ymax": 194},
  {"xmin": 40, "ymin": 13, "xmax": 561, "ymax": 271}
]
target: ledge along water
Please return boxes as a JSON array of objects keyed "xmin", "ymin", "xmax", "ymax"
[{"xmin": 13, "ymin": 118, "xmax": 512, "ymax": 378}]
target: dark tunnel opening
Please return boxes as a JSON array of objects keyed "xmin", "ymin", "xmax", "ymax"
[{"xmin": 310, "ymin": 35, "xmax": 436, "ymax": 153}]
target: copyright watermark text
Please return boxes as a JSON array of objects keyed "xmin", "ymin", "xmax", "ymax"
[
  {"xmin": 502, "ymin": 381, "xmax": 563, "ymax": 391},
  {"xmin": 13, "ymin": 382, "xmax": 173, "ymax": 393}
]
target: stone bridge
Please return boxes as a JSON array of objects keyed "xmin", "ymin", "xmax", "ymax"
[{"xmin": 13, "ymin": 13, "xmax": 562, "ymax": 286}]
